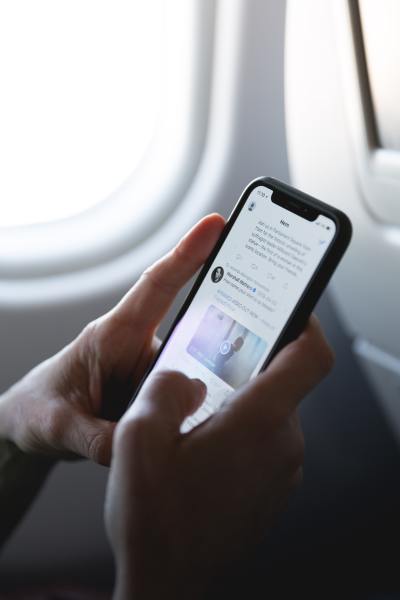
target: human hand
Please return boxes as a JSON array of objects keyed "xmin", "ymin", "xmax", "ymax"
[
  {"xmin": 105, "ymin": 316, "xmax": 334, "ymax": 599},
  {"xmin": 0, "ymin": 214, "xmax": 225, "ymax": 465}
]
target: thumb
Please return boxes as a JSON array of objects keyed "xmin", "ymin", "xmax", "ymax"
[
  {"xmin": 67, "ymin": 414, "xmax": 117, "ymax": 466},
  {"xmin": 128, "ymin": 370, "xmax": 206, "ymax": 439}
]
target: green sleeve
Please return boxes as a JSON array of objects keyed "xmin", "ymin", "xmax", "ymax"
[{"xmin": 0, "ymin": 439, "xmax": 54, "ymax": 549}]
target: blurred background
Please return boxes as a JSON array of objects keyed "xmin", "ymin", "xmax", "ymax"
[{"xmin": 1, "ymin": 0, "xmax": 400, "ymax": 597}]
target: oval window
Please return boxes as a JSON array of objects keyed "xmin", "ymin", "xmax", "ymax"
[{"xmin": 0, "ymin": 0, "xmax": 163, "ymax": 227}]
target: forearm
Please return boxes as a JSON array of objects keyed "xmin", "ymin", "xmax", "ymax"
[{"xmin": 0, "ymin": 437, "xmax": 54, "ymax": 549}]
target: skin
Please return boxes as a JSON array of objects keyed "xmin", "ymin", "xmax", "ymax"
[
  {"xmin": 105, "ymin": 318, "xmax": 333, "ymax": 599},
  {"xmin": 0, "ymin": 213, "xmax": 334, "ymax": 597},
  {"xmin": 0, "ymin": 214, "xmax": 227, "ymax": 464}
]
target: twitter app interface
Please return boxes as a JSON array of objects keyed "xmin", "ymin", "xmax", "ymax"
[{"xmin": 152, "ymin": 185, "xmax": 336, "ymax": 432}]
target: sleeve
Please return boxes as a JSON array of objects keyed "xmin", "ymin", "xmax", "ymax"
[{"xmin": 0, "ymin": 438, "xmax": 55, "ymax": 549}]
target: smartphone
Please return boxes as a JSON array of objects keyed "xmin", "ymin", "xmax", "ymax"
[{"xmin": 130, "ymin": 177, "xmax": 352, "ymax": 432}]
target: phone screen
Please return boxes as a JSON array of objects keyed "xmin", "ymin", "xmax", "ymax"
[{"xmin": 152, "ymin": 184, "xmax": 336, "ymax": 432}]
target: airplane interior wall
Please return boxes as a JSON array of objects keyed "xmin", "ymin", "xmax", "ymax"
[{"xmin": 1, "ymin": 0, "xmax": 400, "ymax": 594}]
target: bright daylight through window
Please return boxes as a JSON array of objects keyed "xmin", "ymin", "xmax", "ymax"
[{"xmin": 0, "ymin": 1, "xmax": 163, "ymax": 227}]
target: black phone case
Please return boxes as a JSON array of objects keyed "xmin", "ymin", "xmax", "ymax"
[
  {"xmin": 257, "ymin": 178, "xmax": 352, "ymax": 367},
  {"xmin": 128, "ymin": 177, "xmax": 352, "ymax": 407}
]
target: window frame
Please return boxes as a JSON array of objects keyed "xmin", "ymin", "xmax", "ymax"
[
  {"xmin": 0, "ymin": 0, "xmax": 216, "ymax": 279},
  {"xmin": 333, "ymin": 0, "xmax": 400, "ymax": 225},
  {"xmin": 0, "ymin": 0, "xmax": 272, "ymax": 308}
]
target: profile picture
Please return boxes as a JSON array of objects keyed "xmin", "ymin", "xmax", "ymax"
[
  {"xmin": 186, "ymin": 305, "xmax": 267, "ymax": 389},
  {"xmin": 211, "ymin": 266, "xmax": 224, "ymax": 283},
  {"xmin": 248, "ymin": 200, "xmax": 256, "ymax": 211}
]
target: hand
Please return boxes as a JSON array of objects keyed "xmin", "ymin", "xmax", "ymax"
[
  {"xmin": 105, "ymin": 316, "xmax": 334, "ymax": 599},
  {"xmin": 0, "ymin": 215, "xmax": 225, "ymax": 465}
]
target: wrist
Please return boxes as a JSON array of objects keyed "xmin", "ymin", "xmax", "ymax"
[
  {"xmin": 0, "ymin": 380, "xmax": 56, "ymax": 461},
  {"xmin": 0, "ymin": 384, "xmax": 56, "ymax": 466},
  {"xmin": 0, "ymin": 438, "xmax": 55, "ymax": 547},
  {"xmin": 0, "ymin": 438, "xmax": 56, "ymax": 476}
]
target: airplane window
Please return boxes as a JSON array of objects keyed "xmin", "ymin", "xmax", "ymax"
[
  {"xmin": 358, "ymin": 0, "xmax": 400, "ymax": 151},
  {"xmin": 0, "ymin": 0, "xmax": 164, "ymax": 227},
  {"xmin": 0, "ymin": 0, "xmax": 213, "ymax": 281}
]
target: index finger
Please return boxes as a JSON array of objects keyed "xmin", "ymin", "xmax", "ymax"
[{"xmin": 111, "ymin": 213, "xmax": 225, "ymax": 331}]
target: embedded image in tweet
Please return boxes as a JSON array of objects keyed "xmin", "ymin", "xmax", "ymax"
[{"xmin": 186, "ymin": 305, "xmax": 267, "ymax": 389}]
